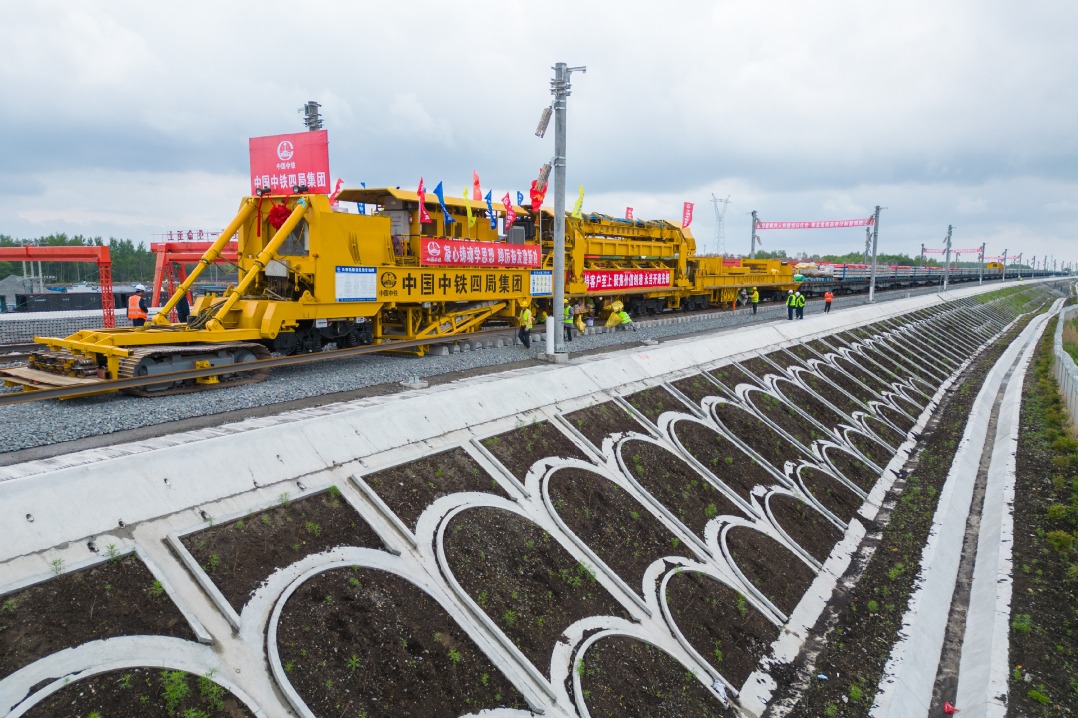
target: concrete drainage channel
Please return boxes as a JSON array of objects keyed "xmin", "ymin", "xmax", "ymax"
[{"xmin": 0, "ymin": 281, "xmax": 1067, "ymax": 717}]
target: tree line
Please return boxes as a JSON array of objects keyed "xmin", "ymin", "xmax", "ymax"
[{"xmin": 0, "ymin": 234, "xmax": 162, "ymax": 286}]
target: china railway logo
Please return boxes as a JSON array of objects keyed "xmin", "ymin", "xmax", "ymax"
[
  {"xmin": 427, "ymin": 241, "xmax": 442, "ymax": 257},
  {"xmin": 380, "ymin": 272, "xmax": 397, "ymax": 289},
  {"xmin": 276, "ymin": 141, "xmax": 295, "ymax": 161}
]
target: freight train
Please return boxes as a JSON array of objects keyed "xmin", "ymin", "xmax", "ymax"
[
  {"xmin": 793, "ymin": 260, "xmax": 1052, "ymax": 296},
  {"xmin": 3, "ymin": 187, "xmax": 799, "ymax": 395}
]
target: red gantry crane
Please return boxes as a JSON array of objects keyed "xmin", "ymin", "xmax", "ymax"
[{"xmin": 0, "ymin": 246, "xmax": 115, "ymax": 327}]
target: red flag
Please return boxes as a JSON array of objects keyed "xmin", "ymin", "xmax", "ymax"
[
  {"xmin": 943, "ymin": 702, "xmax": 959, "ymax": 714},
  {"xmin": 529, "ymin": 179, "xmax": 547, "ymax": 210},
  {"xmin": 626, "ymin": 207, "xmax": 634, "ymax": 220},
  {"xmin": 472, "ymin": 171, "xmax": 482, "ymax": 201},
  {"xmin": 329, "ymin": 178, "xmax": 344, "ymax": 203},
  {"xmin": 502, "ymin": 192, "xmax": 516, "ymax": 230},
  {"xmin": 682, "ymin": 202, "xmax": 694, "ymax": 229},
  {"xmin": 417, "ymin": 178, "xmax": 431, "ymax": 224}
]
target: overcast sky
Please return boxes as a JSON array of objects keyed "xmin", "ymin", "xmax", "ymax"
[{"xmin": 2, "ymin": 0, "xmax": 1076, "ymax": 266}]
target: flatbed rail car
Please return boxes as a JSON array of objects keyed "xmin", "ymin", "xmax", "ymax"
[
  {"xmin": 5, "ymin": 187, "xmax": 796, "ymax": 396},
  {"xmin": 795, "ymin": 262, "xmax": 1056, "ymax": 296}
]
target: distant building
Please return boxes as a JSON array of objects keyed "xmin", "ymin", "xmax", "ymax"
[{"xmin": 0, "ymin": 275, "xmax": 34, "ymax": 312}]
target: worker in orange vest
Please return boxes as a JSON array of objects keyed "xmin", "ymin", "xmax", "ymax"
[
  {"xmin": 823, "ymin": 289, "xmax": 834, "ymax": 313},
  {"xmin": 128, "ymin": 284, "xmax": 149, "ymax": 327}
]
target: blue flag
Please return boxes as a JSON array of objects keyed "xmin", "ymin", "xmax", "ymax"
[
  {"xmin": 433, "ymin": 181, "xmax": 455, "ymax": 224},
  {"xmin": 517, "ymin": 191, "xmax": 524, "ymax": 206},
  {"xmin": 356, "ymin": 181, "xmax": 366, "ymax": 215},
  {"xmin": 484, "ymin": 190, "xmax": 496, "ymax": 229}
]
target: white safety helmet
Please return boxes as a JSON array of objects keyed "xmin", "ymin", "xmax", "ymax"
[{"xmin": 134, "ymin": 284, "xmax": 146, "ymax": 292}]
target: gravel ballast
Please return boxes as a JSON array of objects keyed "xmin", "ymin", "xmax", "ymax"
[{"xmin": 0, "ymin": 285, "xmax": 983, "ymax": 460}]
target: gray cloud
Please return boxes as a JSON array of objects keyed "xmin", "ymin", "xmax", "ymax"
[{"xmin": 0, "ymin": 0, "xmax": 1074, "ymax": 265}]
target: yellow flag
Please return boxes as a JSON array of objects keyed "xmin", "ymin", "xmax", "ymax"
[
  {"xmin": 464, "ymin": 189, "xmax": 475, "ymax": 227},
  {"xmin": 571, "ymin": 184, "xmax": 584, "ymax": 218}
]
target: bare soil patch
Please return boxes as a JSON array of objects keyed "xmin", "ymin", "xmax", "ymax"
[
  {"xmin": 363, "ymin": 447, "xmax": 511, "ymax": 531},
  {"xmin": 624, "ymin": 385, "xmax": 693, "ymax": 426},
  {"xmin": 581, "ymin": 635, "xmax": 735, "ymax": 718},
  {"xmin": 673, "ymin": 419, "xmax": 785, "ymax": 502},
  {"xmin": 565, "ymin": 400, "xmax": 644, "ymax": 451},
  {"xmin": 712, "ymin": 402, "xmax": 811, "ymax": 472},
  {"xmin": 0, "ymin": 554, "xmax": 194, "ymax": 680},
  {"xmin": 767, "ymin": 494, "xmax": 844, "ymax": 563},
  {"xmin": 276, "ymin": 567, "xmax": 527, "ymax": 717},
  {"xmin": 725, "ymin": 527, "xmax": 816, "ymax": 616},
  {"xmin": 799, "ymin": 466, "xmax": 864, "ymax": 524},
  {"xmin": 442, "ymin": 506, "xmax": 631, "ymax": 671},
  {"xmin": 481, "ymin": 421, "xmax": 590, "ymax": 480},
  {"xmin": 665, "ymin": 570, "xmax": 780, "ymax": 688},
  {"xmin": 672, "ymin": 373, "xmax": 729, "ymax": 407},
  {"xmin": 822, "ymin": 446, "xmax": 880, "ymax": 492},
  {"xmin": 619, "ymin": 438, "xmax": 747, "ymax": 536},
  {"xmin": 548, "ymin": 467, "xmax": 696, "ymax": 594},
  {"xmin": 182, "ymin": 490, "xmax": 385, "ymax": 614},
  {"xmin": 22, "ymin": 667, "xmax": 255, "ymax": 717}
]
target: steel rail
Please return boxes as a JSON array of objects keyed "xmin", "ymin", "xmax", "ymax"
[{"xmin": 0, "ymin": 330, "xmax": 517, "ymax": 405}]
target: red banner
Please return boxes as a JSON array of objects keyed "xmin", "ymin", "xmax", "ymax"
[
  {"xmin": 755, "ymin": 216, "xmax": 874, "ymax": 230},
  {"xmin": 502, "ymin": 192, "xmax": 516, "ymax": 230},
  {"xmin": 249, "ymin": 130, "xmax": 330, "ymax": 195},
  {"xmin": 626, "ymin": 207, "xmax": 634, "ymax": 220},
  {"xmin": 417, "ymin": 178, "xmax": 431, "ymax": 224},
  {"xmin": 682, "ymin": 202, "xmax": 694, "ymax": 228},
  {"xmin": 583, "ymin": 269, "xmax": 671, "ymax": 292},
  {"xmin": 420, "ymin": 238, "xmax": 540, "ymax": 267},
  {"xmin": 472, "ymin": 171, "xmax": 482, "ymax": 201}
]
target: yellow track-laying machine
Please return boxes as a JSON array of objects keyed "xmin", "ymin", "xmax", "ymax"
[{"xmin": 4, "ymin": 187, "xmax": 798, "ymax": 396}]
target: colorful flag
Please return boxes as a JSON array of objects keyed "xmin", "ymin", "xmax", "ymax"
[
  {"xmin": 464, "ymin": 188, "xmax": 476, "ymax": 227},
  {"xmin": 529, "ymin": 179, "xmax": 547, "ymax": 210},
  {"xmin": 682, "ymin": 202, "xmax": 694, "ymax": 229},
  {"xmin": 417, "ymin": 178, "xmax": 431, "ymax": 224},
  {"xmin": 329, "ymin": 178, "xmax": 343, "ymax": 203},
  {"xmin": 517, "ymin": 191, "xmax": 524, "ymax": 206},
  {"xmin": 472, "ymin": 171, "xmax": 482, "ymax": 201},
  {"xmin": 356, "ymin": 181, "xmax": 366, "ymax": 215},
  {"xmin": 626, "ymin": 207, "xmax": 634, "ymax": 220},
  {"xmin": 433, "ymin": 181, "xmax": 454, "ymax": 225},
  {"xmin": 484, "ymin": 190, "xmax": 496, "ymax": 229},
  {"xmin": 571, "ymin": 184, "xmax": 585, "ymax": 218},
  {"xmin": 502, "ymin": 192, "xmax": 516, "ymax": 231}
]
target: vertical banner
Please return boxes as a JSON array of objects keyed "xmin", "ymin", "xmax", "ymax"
[
  {"xmin": 472, "ymin": 171, "xmax": 482, "ymax": 201},
  {"xmin": 626, "ymin": 207, "xmax": 634, "ymax": 220},
  {"xmin": 517, "ymin": 191, "xmax": 524, "ymax": 206},
  {"xmin": 249, "ymin": 129, "xmax": 330, "ymax": 195},
  {"xmin": 433, "ymin": 181, "xmax": 455, "ymax": 224},
  {"xmin": 572, "ymin": 184, "xmax": 585, "ymax": 218},
  {"xmin": 417, "ymin": 178, "xmax": 432, "ymax": 224},
  {"xmin": 502, "ymin": 192, "xmax": 517, "ymax": 230},
  {"xmin": 464, "ymin": 189, "xmax": 475, "ymax": 227},
  {"xmin": 682, "ymin": 202, "xmax": 694, "ymax": 229},
  {"xmin": 484, "ymin": 190, "xmax": 496, "ymax": 229},
  {"xmin": 356, "ymin": 181, "xmax": 366, "ymax": 215}
]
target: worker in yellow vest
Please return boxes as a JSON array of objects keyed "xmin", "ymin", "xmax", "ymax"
[
  {"xmin": 128, "ymin": 285, "xmax": 149, "ymax": 327},
  {"xmin": 786, "ymin": 290, "xmax": 796, "ymax": 320},
  {"xmin": 518, "ymin": 304, "xmax": 533, "ymax": 348},
  {"xmin": 616, "ymin": 309, "xmax": 636, "ymax": 331},
  {"xmin": 563, "ymin": 299, "xmax": 574, "ymax": 343},
  {"xmin": 750, "ymin": 286, "xmax": 760, "ymax": 315},
  {"xmin": 794, "ymin": 290, "xmax": 806, "ymax": 319}
]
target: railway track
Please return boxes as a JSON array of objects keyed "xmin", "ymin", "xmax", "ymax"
[
  {"xmin": 0, "ymin": 330, "xmax": 519, "ymax": 405},
  {"xmin": 0, "ymin": 343, "xmax": 38, "ymax": 364}
]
